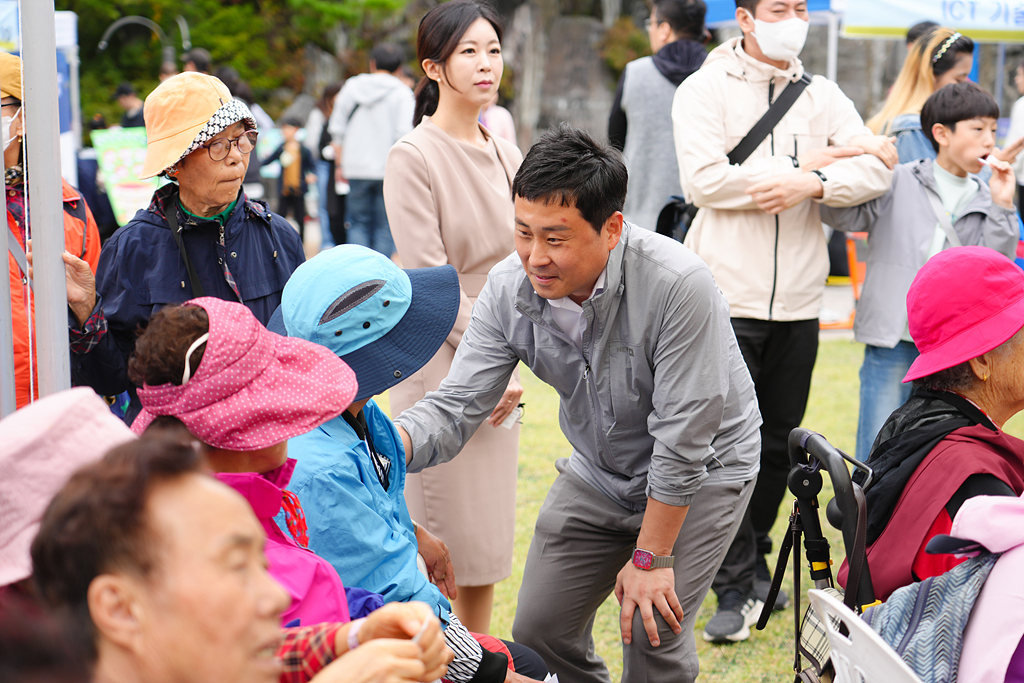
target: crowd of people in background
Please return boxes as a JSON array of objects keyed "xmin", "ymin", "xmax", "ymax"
[{"xmin": 6, "ymin": 0, "xmax": 1024, "ymax": 682}]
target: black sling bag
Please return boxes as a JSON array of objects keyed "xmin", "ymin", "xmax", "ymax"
[{"xmin": 656, "ymin": 72, "xmax": 813, "ymax": 242}]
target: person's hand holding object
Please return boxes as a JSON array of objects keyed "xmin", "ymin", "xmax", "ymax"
[
  {"xmin": 488, "ymin": 376, "xmax": 524, "ymax": 427},
  {"xmin": 358, "ymin": 602, "xmax": 452, "ymax": 680},
  {"xmin": 26, "ymin": 239, "xmax": 96, "ymax": 327}
]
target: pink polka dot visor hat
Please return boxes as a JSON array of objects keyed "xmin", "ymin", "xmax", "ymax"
[{"xmin": 131, "ymin": 297, "xmax": 358, "ymax": 450}]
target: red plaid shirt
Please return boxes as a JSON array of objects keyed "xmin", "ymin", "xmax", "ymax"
[{"xmin": 278, "ymin": 622, "xmax": 343, "ymax": 683}]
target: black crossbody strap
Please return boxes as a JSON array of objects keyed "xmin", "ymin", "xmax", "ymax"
[
  {"xmin": 7, "ymin": 227, "xmax": 31, "ymax": 290},
  {"xmin": 727, "ymin": 73, "xmax": 812, "ymax": 166},
  {"xmin": 166, "ymin": 188, "xmax": 205, "ymax": 298}
]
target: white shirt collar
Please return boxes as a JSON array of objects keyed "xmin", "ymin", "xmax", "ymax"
[{"xmin": 547, "ymin": 267, "xmax": 608, "ymax": 311}]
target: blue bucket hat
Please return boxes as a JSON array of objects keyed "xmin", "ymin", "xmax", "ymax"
[{"xmin": 270, "ymin": 245, "xmax": 460, "ymax": 402}]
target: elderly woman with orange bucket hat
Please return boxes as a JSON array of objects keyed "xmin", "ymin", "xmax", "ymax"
[{"xmin": 65, "ymin": 72, "xmax": 305, "ymax": 424}]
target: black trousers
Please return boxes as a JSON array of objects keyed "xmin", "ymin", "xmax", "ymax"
[
  {"xmin": 712, "ymin": 317, "xmax": 819, "ymax": 597},
  {"xmin": 277, "ymin": 192, "xmax": 306, "ymax": 241}
]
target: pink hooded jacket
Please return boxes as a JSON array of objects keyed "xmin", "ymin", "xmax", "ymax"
[
  {"xmin": 216, "ymin": 459, "xmax": 350, "ymax": 627},
  {"xmin": 955, "ymin": 493, "xmax": 1024, "ymax": 682}
]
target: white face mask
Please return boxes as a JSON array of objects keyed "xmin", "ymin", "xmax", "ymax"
[
  {"xmin": 746, "ymin": 11, "xmax": 809, "ymax": 63},
  {"xmin": 2, "ymin": 107, "xmax": 21, "ymax": 151}
]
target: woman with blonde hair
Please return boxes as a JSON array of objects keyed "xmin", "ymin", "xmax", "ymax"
[
  {"xmin": 383, "ymin": 0, "xmax": 523, "ymax": 635},
  {"xmin": 867, "ymin": 27, "xmax": 977, "ymax": 162}
]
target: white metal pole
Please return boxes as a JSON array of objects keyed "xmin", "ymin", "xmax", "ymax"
[
  {"xmin": 22, "ymin": 0, "xmax": 70, "ymax": 398},
  {"xmin": 0, "ymin": 66, "xmax": 12, "ymax": 417},
  {"xmin": 826, "ymin": 11, "xmax": 839, "ymax": 82}
]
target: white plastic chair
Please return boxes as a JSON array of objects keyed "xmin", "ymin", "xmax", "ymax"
[{"xmin": 807, "ymin": 589, "xmax": 923, "ymax": 683}]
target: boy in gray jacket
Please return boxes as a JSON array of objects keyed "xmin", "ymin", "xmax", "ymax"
[{"xmin": 821, "ymin": 81, "xmax": 1019, "ymax": 461}]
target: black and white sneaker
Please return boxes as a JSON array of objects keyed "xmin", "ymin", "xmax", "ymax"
[
  {"xmin": 702, "ymin": 588, "xmax": 763, "ymax": 643},
  {"xmin": 755, "ymin": 554, "xmax": 790, "ymax": 611}
]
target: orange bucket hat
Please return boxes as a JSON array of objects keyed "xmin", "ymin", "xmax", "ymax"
[
  {"xmin": 140, "ymin": 72, "xmax": 255, "ymax": 179},
  {"xmin": 0, "ymin": 53, "xmax": 22, "ymax": 100}
]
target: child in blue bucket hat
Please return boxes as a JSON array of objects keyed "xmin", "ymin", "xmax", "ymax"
[{"xmin": 273, "ymin": 245, "xmax": 548, "ymax": 683}]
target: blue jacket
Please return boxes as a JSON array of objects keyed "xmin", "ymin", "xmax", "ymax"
[
  {"xmin": 285, "ymin": 401, "xmax": 451, "ymax": 622},
  {"xmin": 70, "ymin": 183, "xmax": 304, "ymax": 418}
]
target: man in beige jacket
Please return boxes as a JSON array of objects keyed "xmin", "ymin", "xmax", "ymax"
[{"xmin": 672, "ymin": 0, "xmax": 895, "ymax": 643}]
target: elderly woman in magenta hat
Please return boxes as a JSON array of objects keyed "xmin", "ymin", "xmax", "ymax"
[
  {"xmin": 125, "ymin": 296, "xmax": 453, "ymax": 681},
  {"xmin": 837, "ymin": 246, "xmax": 1024, "ymax": 601},
  {"xmin": 63, "ymin": 72, "xmax": 305, "ymax": 424}
]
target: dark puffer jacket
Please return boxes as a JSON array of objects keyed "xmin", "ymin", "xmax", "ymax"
[{"xmin": 71, "ymin": 183, "xmax": 304, "ymax": 422}]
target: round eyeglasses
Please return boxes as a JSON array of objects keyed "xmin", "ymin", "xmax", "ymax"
[{"xmin": 199, "ymin": 129, "xmax": 259, "ymax": 162}]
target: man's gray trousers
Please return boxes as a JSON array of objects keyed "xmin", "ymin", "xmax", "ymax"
[{"xmin": 512, "ymin": 458, "xmax": 756, "ymax": 683}]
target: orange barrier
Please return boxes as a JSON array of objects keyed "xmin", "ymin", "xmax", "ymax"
[{"xmin": 820, "ymin": 232, "xmax": 867, "ymax": 331}]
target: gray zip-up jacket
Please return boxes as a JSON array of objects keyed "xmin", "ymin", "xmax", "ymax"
[
  {"xmin": 821, "ymin": 158, "xmax": 1018, "ymax": 349},
  {"xmin": 394, "ymin": 225, "xmax": 761, "ymax": 509}
]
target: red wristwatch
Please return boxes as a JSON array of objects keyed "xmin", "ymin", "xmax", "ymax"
[{"xmin": 632, "ymin": 547, "xmax": 675, "ymax": 570}]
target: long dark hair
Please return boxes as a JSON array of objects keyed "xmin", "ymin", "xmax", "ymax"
[
  {"xmin": 317, "ymin": 81, "xmax": 343, "ymax": 116},
  {"xmin": 413, "ymin": 0, "xmax": 503, "ymax": 127}
]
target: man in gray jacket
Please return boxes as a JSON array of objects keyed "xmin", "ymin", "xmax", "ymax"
[
  {"xmin": 329, "ymin": 43, "xmax": 414, "ymax": 257},
  {"xmin": 394, "ymin": 124, "xmax": 761, "ymax": 683}
]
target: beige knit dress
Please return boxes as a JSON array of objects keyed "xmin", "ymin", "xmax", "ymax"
[{"xmin": 383, "ymin": 118, "xmax": 522, "ymax": 586}]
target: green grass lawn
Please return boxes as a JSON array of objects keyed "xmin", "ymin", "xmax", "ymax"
[{"xmin": 384, "ymin": 336, "xmax": 1024, "ymax": 682}]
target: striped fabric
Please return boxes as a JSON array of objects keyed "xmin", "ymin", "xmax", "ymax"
[
  {"xmin": 443, "ymin": 613, "xmax": 484, "ymax": 683},
  {"xmin": 863, "ymin": 552, "xmax": 999, "ymax": 683}
]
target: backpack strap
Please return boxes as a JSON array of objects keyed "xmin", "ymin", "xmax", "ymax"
[
  {"xmin": 165, "ymin": 188, "xmax": 205, "ymax": 298},
  {"xmin": 923, "ymin": 187, "xmax": 963, "ymax": 248},
  {"xmin": 727, "ymin": 73, "xmax": 812, "ymax": 166}
]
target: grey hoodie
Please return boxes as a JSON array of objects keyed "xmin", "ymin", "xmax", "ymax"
[
  {"xmin": 395, "ymin": 225, "xmax": 761, "ymax": 509},
  {"xmin": 821, "ymin": 158, "xmax": 1018, "ymax": 348},
  {"xmin": 328, "ymin": 72, "xmax": 414, "ymax": 179}
]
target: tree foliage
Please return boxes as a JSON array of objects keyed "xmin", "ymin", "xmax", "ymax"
[
  {"xmin": 599, "ymin": 16, "xmax": 650, "ymax": 82},
  {"xmin": 56, "ymin": 0, "xmax": 410, "ymax": 130}
]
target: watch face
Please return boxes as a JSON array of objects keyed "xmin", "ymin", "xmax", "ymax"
[{"xmin": 633, "ymin": 548, "xmax": 653, "ymax": 570}]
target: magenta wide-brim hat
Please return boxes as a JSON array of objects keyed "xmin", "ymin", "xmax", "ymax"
[
  {"xmin": 903, "ymin": 246, "xmax": 1024, "ymax": 383},
  {"xmin": 132, "ymin": 297, "xmax": 358, "ymax": 450}
]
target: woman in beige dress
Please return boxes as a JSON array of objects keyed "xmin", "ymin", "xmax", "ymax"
[{"xmin": 383, "ymin": 0, "xmax": 522, "ymax": 635}]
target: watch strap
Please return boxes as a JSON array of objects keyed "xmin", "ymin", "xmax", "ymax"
[{"xmin": 649, "ymin": 554, "xmax": 675, "ymax": 569}]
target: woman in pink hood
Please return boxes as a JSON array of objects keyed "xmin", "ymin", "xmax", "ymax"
[{"xmin": 127, "ymin": 296, "xmax": 360, "ymax": 628}]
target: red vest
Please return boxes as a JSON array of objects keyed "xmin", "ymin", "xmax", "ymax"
[{"xmin": 839, "ymin": 423, "xmax": 1024, "ymax": 601}]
